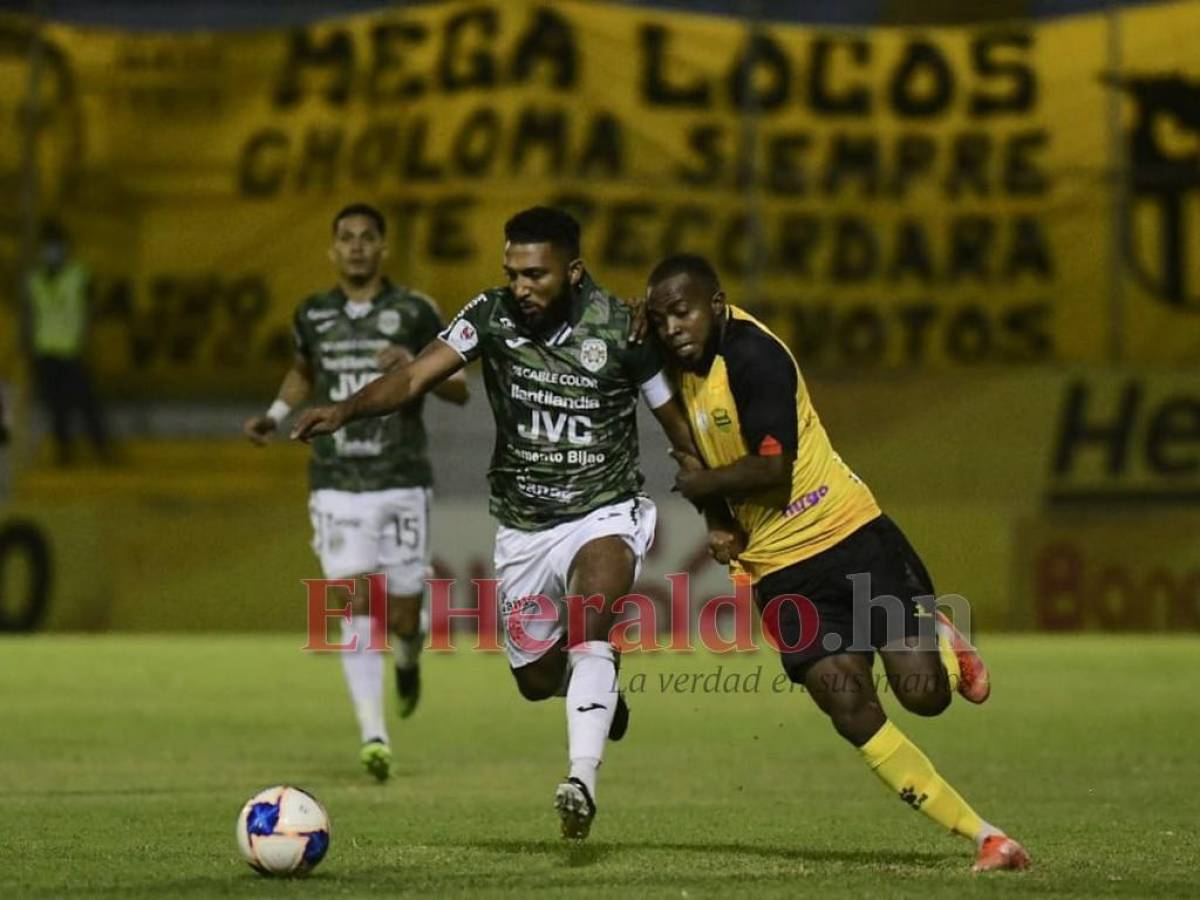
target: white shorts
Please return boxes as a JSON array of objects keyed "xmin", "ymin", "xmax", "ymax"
[
  {"xmin": 308, "ymin": 487, "xmax": 431, "ymax": 596},
  {"xmin": 494, "ymin": 495, "xmax": 657, "ymax": 669}
]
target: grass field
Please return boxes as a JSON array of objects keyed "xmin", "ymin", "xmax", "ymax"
[{"xmin": 1, "ymin": 635, "xmax": 1197, "ymax": 898}]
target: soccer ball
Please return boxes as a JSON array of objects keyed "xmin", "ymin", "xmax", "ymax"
[{"xmin": 235, "ymin": 785, "xmax": 330, "ymax": 876}]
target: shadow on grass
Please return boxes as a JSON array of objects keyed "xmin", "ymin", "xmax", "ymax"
[{"xmin": 458, "ymin": 837, "xmax": 957, "ymax": 869}]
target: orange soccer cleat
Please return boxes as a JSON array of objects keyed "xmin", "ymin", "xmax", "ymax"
[
  {"xmin": 972, "ymin": 834, "xmax": 1031, "ymax": 872},
  {"xmin": 935, "ymin": 610, "xmax": 991, "ymax": 704}
]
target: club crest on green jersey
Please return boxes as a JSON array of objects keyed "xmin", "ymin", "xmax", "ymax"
[
  {"xmin": 579, "ymin": 338, "xmax": 607, "ymax": 373},
  {"xmin": 377, "ymin": 309, "xmax": 401, "ymax": 335}
]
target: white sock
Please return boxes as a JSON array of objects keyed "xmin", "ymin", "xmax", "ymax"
[
  {"xmin": 565, "ymin": 641, "xmax": 617, "ymax": 800},
  {"xmin": 392, "ymin": 631, "xmax": 423, "ymax": 671},
  {"xmin": 975, "ymin": 820, "xmax": 1005, "ymax": 848},
  {"xmin": 340, "ymin": 616, "xmax": 387, "ymax": 744}
]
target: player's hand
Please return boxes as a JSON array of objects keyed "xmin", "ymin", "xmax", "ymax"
[
  {"xmin": 673, "ymin": 468, "xmax": 714, "ymax": 503},
  {"xmin": 291, "ymin": 404, "xmax": 348, "ymax": 443},
  {"xmin": 376, "ymin": 345, "xmax": 414, "ymax": 372},
  {"xmin": 669, "ymin": 449, "xmax": 704, "ymax": 473},
  {"xmin": 707, "ymin": 527, "xmax": 746, "ymax": 565},
  {"xmin": 243, "ymin": 414, "xmax": 278, "ymax": 446},
  {"xmin": 620, "ymin": 295, "xmax": 649, "ymax": 344}
]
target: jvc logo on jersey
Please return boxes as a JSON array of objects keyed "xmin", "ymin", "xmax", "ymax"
[
  {"xmin": 517, "ymin": 410, "xmax": 594, "ymax": 445},
  {"xmin": 329, "ymin": 371, "xmax": 381, "ymax": 401}
]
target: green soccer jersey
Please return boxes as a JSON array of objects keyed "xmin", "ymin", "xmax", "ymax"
[
  {"xmin": 293, "ymin": 281, "xmax": 444, "ymax": 492},
  {"xmin": 438, "ymin": 272, "xmax": 670, "ymax": 531}
]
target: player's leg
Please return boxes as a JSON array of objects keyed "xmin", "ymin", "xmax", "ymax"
[
  {"xmin": 552, "ymin": 497, "xmax": 655, "ymax": 839},
  {"xmin": 379, "ymin": 488, "xmax": 433, "ymax": 718},
  {"xmin": 310, "ymin": 490, "xmax": 391, "ymax": 780}
]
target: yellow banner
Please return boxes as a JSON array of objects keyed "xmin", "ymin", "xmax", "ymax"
[{"xmin": 0, "ymin": 1, "xmax": 1198, "ymax": 394}]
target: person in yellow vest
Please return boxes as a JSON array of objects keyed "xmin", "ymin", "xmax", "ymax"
[
  {"xmin": 24, "ymin": 220, "xmax": 111, "ymax": 465},
  {"xmin": 645, "ymin": 253, "xmax": 1029, "ymax": 874}
]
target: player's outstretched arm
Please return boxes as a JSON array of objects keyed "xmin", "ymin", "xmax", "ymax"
[
  {"xmin": 244, "ymin": 354, "xmax": 312, "ymax": 446},
  {"xmin": 431, "ymin": 369, "xmax": 469, "ymax": 405},
  {"xmin": 291, "ymin": 339, "xmax": 464, "ymax": 441}
]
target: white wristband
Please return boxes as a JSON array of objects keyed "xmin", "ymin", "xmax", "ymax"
[{"xmin": 266, "ymin": 399, "xmax": 291, "ymax": 424}]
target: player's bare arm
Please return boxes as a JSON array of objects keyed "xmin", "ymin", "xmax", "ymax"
[
  {"xmin": 672, "ymin": 450, "xmax": 793, "ymax": 505},
  {"xmin": 244, "ymin": 353, "xmax": 313, "ymax": 445},
  {"xmin": 377, "ymin": 344, "xmax": 469, "ymax": 406},
  {"xmin": 292, "ymin": 338, "xmax": 465, "ymax": 441}
]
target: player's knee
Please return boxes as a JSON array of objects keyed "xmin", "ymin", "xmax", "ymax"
[
  {"xmin": 898, "ymin": 681, "xmax": 952, "ymax": 717},
  {"xmin": 511, "ymin": 668, "xmax": 558, "ymax": 702},
  {"xmin": 897, "ymin": 676, "xmax": 950, "ymax": 720},
  {"xmin": 827, "ymin": 700, "xmax": 885, "ymax": 746}
]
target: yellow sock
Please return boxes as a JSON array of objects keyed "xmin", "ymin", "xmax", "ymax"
[
  {"xmin": 937, "ymin": 629, "xmax": 961, "ymax": 689},
  {"xmin": 859, "ymin": 720, "xmax": 985, "ymax": 841}
]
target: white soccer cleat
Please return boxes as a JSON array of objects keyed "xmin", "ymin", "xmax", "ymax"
[{"xmin": 554, "ymin": 777, "xmax": 596, "ymax": 840}]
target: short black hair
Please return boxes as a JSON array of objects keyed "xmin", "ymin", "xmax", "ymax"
[
  {"xmin": 332, "ymin": 202, "xmax": 386, "ymax": 236},
  {"xmin": 504, "ymin": 206, "xmax": 581, "ymax": 259},
  {"xmin": 647, "ymin": 253, "xmax": 721, "ymax": 295}
]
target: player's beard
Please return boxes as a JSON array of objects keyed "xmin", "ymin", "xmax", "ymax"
[{"xmin": 522, "ymin": 282, "xmax": 573, "ymax": 335}]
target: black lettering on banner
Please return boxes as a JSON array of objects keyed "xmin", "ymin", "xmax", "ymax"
[
  {"xmin": 454, "ymin": 107, "xmax": 501, "ymax": 176},
  {"xmin": 403, "ymin": 118, "xmax": 444, "ymax": 180},
  {"xmin": 603, "ymin": 202, "xmax": 657, "ymax": 268},
  {"xmin": 296, "ymin": 126, "xmax": 343, "ymax": 190},
  {"xmin": 837, "ymin": 306, "xmax": 887, "ymax": 364},
  {"xmin": 1006, "ymin": 216, "xmax": 1053, "ymax": 280},
  {"xmin": 1004, "ymin": 130, "xmax": 1049, "ymax": 195},
  {"xmin": 728, "ymin": 33, "xmax": 790, "ymax": 112},
  {"xmin": 822, "ymin": 134, "xmax": 880, "ymax": 196},
  {"xmin": 1053, "ymin": 381, "xmax": 1140, "ymax": 476},
  {"xmin": 369, "ymin": 22, "xmax": 428, "ymax": 101},
  {"xmin": 888, "ymin": 219, "xmax": 934, "ymax": 282},
  {"xmin": 718, "ymin": 212, "xmax": 763, "ymax": 277},
  {"xmin": 809, "ymin": 36, "xmax": 871, "ymax": 115},
  {"xmin": 0, "ymin": 521, "xmax": 51, "ymax": 633},
  {"xmin": 775, "ymin": 214, "xmax": 820, "ymax": 277},
  {"xmin": 1003, "ymin": 302, "xmax": 1052, "ymax": 361},
  {"xmin": 577, "ymin": 113, "xmax": 623, "ymax": 178},
  {"xmin": 510, "ymin": 7, "xmax": 577, "ymax": 88},
  {"xmin": 351, "ymin": 123, "xmax": 399, "ymax": 185},
  {"xmin": 896, "ymin": 303, "xmax": 938, "ymax": 363},
  {"xmin": 428, "ymin": 196, "xmax": 476, "ymax": 260},
  {"xmin": 660, "ymin": 204, "xmax": 712, "ymax": 255},
  {"xmin": 767, "ymin": 133, "xmax": 811, "ymax": 194},
  {"xmin": 944, "ymin": 306, "xmax": 992, "ymax": 363},
  {"xmin": 889, "ymin": 40, "xmax": 954, "ymax": 117},
  {"xmin": 945, "ymin": 132, "xmax": 991, "ymax": 198},
  {"xmin": 888, "ymin": 133, "xmax": 937, "ymax": 197},
  {"xmin": 511, "ymin": 107, "xmax": 567, "ymax": 174},
  {"xmin": 274, "ymin": 27, "xmax": 354, "ymax": 108},
  {"xmin": 441, "ymin": 7, "xmax": 498, "ymax": 91},
  {"xmin": 830, "ymin": 217, "xmax": 877, "ymax": 282},
  {"xmin": 949, "ymin": 216, "xmax": 995, "ymax": 281},
  {"xmin": 1147, "ymin": 398, "xmax": 1200, "ymax": 475},
  {"xmin": 969, "ymin": 31, "xmax": 1035, "ymax": 116},
  {"xmin": 641, "ymin": 24, "xmax": 710, "ymax": 107},
  {"xmin": 677, "ymin": 124, "xmax": 724, "ymax": 186},
  {"xmin": 239, "ymin": 129, "xmax": 288, "ymax": 197}
]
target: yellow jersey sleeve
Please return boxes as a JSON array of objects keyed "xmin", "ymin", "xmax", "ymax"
[{"xmin": 680, "ymin": 306, "xmax": 881, "ymax": 581}]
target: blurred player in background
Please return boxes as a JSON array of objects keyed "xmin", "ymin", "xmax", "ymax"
[
  {"xmin": 244, "ymin": 203, "xmax": 468, "ymax": 781},
  {"xmin": 24, "ymin": 220, "xmax": 113, "ymax": 466},
  {"xmin": 647, "ymin": 254, "xmax": 1030, "ymax": 873},
  {"xmin": 293, "ymin": 207, "xmax": 703, "ymax": 840}
]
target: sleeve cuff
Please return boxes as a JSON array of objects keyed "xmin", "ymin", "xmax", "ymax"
[{"xmin": 639, "ymin": 370, "xmax": 675, "ymax": 410}]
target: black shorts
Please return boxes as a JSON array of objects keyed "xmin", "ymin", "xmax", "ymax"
[{"xmin": 755, "ymin": 515, "xmax": 937, "ymax": 682}]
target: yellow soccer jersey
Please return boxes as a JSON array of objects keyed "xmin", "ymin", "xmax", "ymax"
[{"xmin": 679, "ymin": 305, "xmax": 881, "ymax": 580}]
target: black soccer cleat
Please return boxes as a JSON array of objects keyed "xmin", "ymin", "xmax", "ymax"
[
  {"xmin": 554, "ymin": 777, "xmax": 597, "ymax": 840},
  {"xmin": 394, "ymin": 665, "xmax": 421, "ymax": 719},
  {"xmin": 607, "ymin": 692, "xmax": 630, "ymax": 742}
]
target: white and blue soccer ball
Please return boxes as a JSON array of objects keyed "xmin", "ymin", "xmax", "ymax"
[{"xmin": 236, "ymin": 785, "xmax": 330, "ymax": 876}]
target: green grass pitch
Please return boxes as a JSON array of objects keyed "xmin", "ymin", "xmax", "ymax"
[{"xmin": 1, "ymin": 634, "xmax": 1196, "ymax": 897}]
